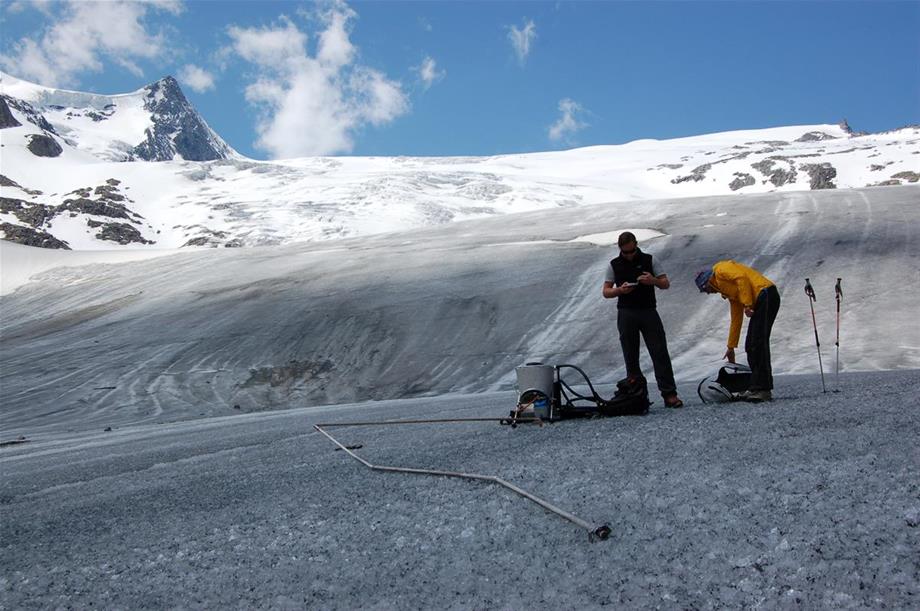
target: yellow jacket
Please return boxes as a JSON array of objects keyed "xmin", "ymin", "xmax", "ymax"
[{"xmin": 709, "ymin": 260, "xmax": 775, "ymax": 348}]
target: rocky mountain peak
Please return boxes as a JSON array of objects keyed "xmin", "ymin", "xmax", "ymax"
[
  {"xmin": 133, "ymin": 75, "xmax": 236, "ymax": 162},
  {"xmin": 144, "ymin": 76, "xmax": 186, "ymax": 108}
]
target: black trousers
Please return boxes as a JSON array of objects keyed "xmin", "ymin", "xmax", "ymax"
[
  {"xmin": 745, "ymin": 285, "xmax": 781, "ymax": 391},
  {"xmin": 617, "ymin": 307, "xmax": 677, "ymax": 396}
]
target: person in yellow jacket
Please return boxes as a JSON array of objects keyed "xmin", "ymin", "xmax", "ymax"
[{"xmin": 695, "ymin": 261, "xmax": 781, "ymax": 402}]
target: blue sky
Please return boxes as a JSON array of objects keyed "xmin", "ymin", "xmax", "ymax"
[{"xmin": 1, "ymin": 1, "xmax": 918, "ymax": 159}]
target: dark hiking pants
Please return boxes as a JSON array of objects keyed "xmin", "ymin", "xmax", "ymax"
[
  {"xmin": 617, "ymin": 307, "xmax": 677, "ymax": 396},
  {"xmin": 745, "ymin": 285, "xmax": 781, "ymax": 391}
]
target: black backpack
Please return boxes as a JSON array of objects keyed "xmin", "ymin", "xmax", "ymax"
[
  {"xmin": 548, "ymin": 373, "xmax": 650, "ymax": 420},
  {"xmin": 598, "ymin": 375, "xmax": 651, "ymax": 416},
  {"xmin": 697, "ymin": 363, "xmax": 752, "ymax": 403}
]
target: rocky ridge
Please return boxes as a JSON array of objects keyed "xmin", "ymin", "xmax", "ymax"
[{"xmin": 0, "ymin": 178, "xmax": 154, "ymax": 248}]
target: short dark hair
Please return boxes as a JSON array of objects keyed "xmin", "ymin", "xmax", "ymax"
[{"xmin": 618, "ymin": 231, "xmax": 637, "ymax": 247}]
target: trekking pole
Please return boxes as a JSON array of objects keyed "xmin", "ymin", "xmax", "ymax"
[
  {"xmin": 835, "ymin": 278, "xmax": 842, "ymax": 390},
  {"xmin": 804, "ymin": 279, "xmax": 827, "ymax": 393}
]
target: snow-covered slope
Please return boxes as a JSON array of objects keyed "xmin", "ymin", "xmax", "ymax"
[
  {"xmin": 2, "ymin": 186, "xmax": 917, "ymax": 433},
  {"xmin": 1, "ymin": 73, "xmax": 918, "ymax": 251}
]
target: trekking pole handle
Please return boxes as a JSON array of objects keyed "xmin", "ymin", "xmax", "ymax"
[
  {"xmin": 835, "ymin": 278, "xmax": 842, "ymax": 301},
  {"xmin": 804, "ymin": 278, "xmax": 816, "ymax": 302}
]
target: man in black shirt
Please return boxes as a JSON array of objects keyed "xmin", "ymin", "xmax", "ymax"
[{"xmin": 602, "ymin": 231, "xmax": 683, "ymax": 408}]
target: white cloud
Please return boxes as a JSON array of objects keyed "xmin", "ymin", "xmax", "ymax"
[
  {"xmin": 226, "ymin": 5, "xmax": 409, "ymax": 158},
  {"xmin": 178, "ymin": 64, "xmax": 216, "ymax": 93},
  {"xmin": 4, "ymin": 1, "xmax": 28, "ymax": 14},
  {"xmin": 415, "ymin": 56, "xmax": 445, "ymax": 90},
  {"xmin": 508, "ymin": 18, "xmax": 536, "ymax": 65},
  {"xmin": 4, "ymin": 0, "xmax": 54, "ymax": 16},
  {"xmin": 227, "ymin": 17, "xmax": 307, "ymax": 68},
  {"xmin": 350, "ymin": 67, "xmax": 409, "ymax": 124},
  {"xmin": 0, "ymin": 0, "xmax": 183, "ymax": 87},
  {"xmin": 548, "ymin": 98, "xmax": 588, "ymax": 142},
  {"xmin": 317, "ymin": 5, "xmax": 356, "ymax": 69}
]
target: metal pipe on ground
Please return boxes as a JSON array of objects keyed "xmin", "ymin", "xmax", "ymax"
[{"xmin": 314, "ymin": 418, "xmax": 611, "ymax": 542}]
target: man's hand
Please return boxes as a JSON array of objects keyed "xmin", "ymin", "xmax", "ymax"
[
  {"xmin": 744, "ymin": 306, "xmax": 754, "ymax": 318},
  {"xmin": 637, "ymin": 272, "xmax": 655, "ymax": 286},
  {"xmin": 723, "ymin": 347, "xmax": 736, "ymax": 363},
  {"xmin": 618, "ymin": 283, "xmax": 635, "ymax": 294}
]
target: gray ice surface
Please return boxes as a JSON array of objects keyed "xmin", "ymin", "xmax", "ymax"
[
  {"xmin": 1, "ymin": 370, "xmax": 918, "ymax": 608},
  {"xmin": 2, "ymin": 185, "xmax": 919, "ymax": 434}
]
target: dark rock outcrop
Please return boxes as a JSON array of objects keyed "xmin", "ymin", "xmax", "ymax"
[
  {"xmin": 1, "ymin": 95, "xmax": 57, "ymax": 134},
  {"xmin": 1, "ymin": 179, "xmax": 151, "ymax": 248},
  {"xmin": 0, "ymin": 197, "xmax": 56, "ymax": 227},
  {"xmin": 132, "ymin": 76, "xmax": 234, "ymax": 162},
  {"xmin": 802, "ymin": 163, "xmax": 837, "ymax": 189},
  {"xmin": 26, "ymin": 134, "xmax": 63, "ymax": 157},
  {"xmin": 891, "ymin": 171, "xmax": 920, "ymax": 183},
  {"xmin": 86, "ymin": 220, "xmax": 154, "ymax": 245},
  {"xmin": 0, "ymin": 222, "xmax": 70, "ymax": 249},
  {"xmin": 729, "ymin": 173, "xmax": 755, "ymax": 191},
  {"xmin": 0, "ymin": 96, "xmax": 21, "ymax": 128},
  {"xmin": 795, "ymin": 131, "xmax": 836, "ymax": 142},
  {"xmin": 93, "ymin": 184, "xmax": 127, "ymax": 202},
  {"xmin": 671, "ymin": 163, "xmax": 711, "ymax": 184},
  {"xmin": 182, "ymin": 236, "xmax": 214, "ymax": 247},
  {"xmin": 59, "ymin": 197, "xmax": 132, "ymax": 219},
  {"xmin": 182, "ymin": 228, "xmax": 229, "ymax": 248},
  {"xmin": 838, "ymin": 119, "xmax": 868, "ymax": 137},
  {"xmin": 751, "ymin": 159, "xmax": 796, "ymax": 187}
]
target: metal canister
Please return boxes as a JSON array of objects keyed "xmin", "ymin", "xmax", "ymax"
[{"xmin": 515, "ymin": 362, "xmax": 555, "ymax": 419}]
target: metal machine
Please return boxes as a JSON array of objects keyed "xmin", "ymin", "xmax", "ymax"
[{"xmin": 511, "ymin": 361, "xmax": 650, "ymax": 424}]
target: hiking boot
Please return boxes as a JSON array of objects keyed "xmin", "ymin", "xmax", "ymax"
[
  {"xmin": 663, "ymin": 393, "xmax": 684, "ymax": 408},
  {"xmin": 739, "ymin": 389, "xmax": 772, "ymax": 403}
]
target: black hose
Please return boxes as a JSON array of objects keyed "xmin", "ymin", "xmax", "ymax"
[{"xmin": 555, "ymin": 363, "xmax": 606, "ymax": 406}]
